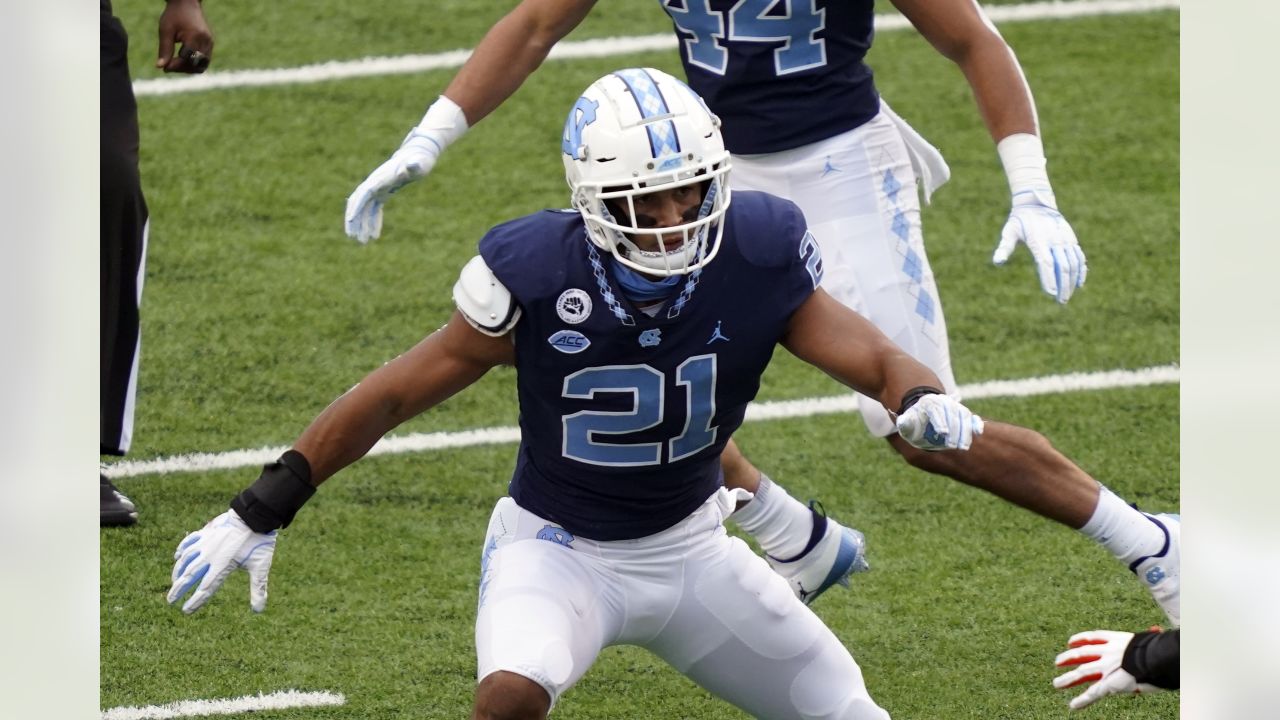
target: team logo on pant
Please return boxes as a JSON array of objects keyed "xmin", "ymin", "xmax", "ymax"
[
  {"xmin": 536, "ymin": 525, "xmax": 575, "ymax": 548},
  {"xmin": 556, "ymin": 288, "xmax": 592, "ymax": 324}
]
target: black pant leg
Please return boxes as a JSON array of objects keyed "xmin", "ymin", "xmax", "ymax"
[{"xmin": 101, "ymin": 8, "xmax": 148, "ymax": 456}]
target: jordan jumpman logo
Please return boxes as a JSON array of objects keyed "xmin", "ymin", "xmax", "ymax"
[{"xmin": 707, "ymin": 320, "xmax": 730, "ymax": 344}]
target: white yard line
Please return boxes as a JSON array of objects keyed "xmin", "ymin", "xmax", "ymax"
[
  {"xmin": 101, "ymin": 690, "xmax": 345, "ymax": 720},
  {"xmin": 134, "ymin": 0, "xmax": 1180, "ymax": 97},
  {"xmin": 103, "ymin": 364, "xmax": 1179, "ymax": 480}
]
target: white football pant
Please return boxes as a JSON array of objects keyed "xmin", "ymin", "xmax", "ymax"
[
  {"xmin": 732, "ymin": 104, "xmax": 958, "ymax": 436},
  {"xmin": 476, "ymin": 492, "xmax": 890, "ymax": 719}
]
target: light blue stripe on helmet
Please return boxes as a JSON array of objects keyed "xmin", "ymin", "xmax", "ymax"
[{"xmin": 612, "ymin": 68, "xmax": 681, "ymax": 159}]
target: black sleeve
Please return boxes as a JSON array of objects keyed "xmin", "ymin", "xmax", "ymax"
[
  {"xmin": 1121, "ymin": 629, "xmax": 1180, "ymax": 690},
  {"xmin": 230, "ymin": 450, "xmax": 316, "ymax": 533}
]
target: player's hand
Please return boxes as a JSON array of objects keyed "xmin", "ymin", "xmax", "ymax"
[
  {"xmin": 167, "ymin": 509, "xmax": 276, "ymax": 614},
  {"xmin": 344, "ymin": 132, "xmax": 443, "ymax": 243},
  {"xmin": 1053, "ymin": 630, "xmax": 1166, "ymax": 710},
  {"xmin": 993, "ymin": 189, "xmax": 1087, "ymax": 304},
  {"xmin": 894, "ymin": 394, "xmax": 983, "ymax": 451},
  {"xmin": 156, "ymin": 0, "xmax": 214, "ymax": 74}
]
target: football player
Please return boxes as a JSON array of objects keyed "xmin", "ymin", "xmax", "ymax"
[
  {"xmin": 174, "ymin": 70, "xmax": 1160, "ymax": 718},
  {"xmin": 343, "ymin": 0, "xmax": 1179, "ymax": 623}
]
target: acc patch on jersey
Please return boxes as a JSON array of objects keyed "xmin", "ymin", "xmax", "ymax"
[
  {"xmin": 556, "ymin": 288, "xmax": 592, "ymax": 324},
  {"xmin": 548, "ymin": 330, "xmax": 591, "ymax": 354}
]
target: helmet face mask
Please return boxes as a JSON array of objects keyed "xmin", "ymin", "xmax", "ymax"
[{"xmin": 563, "ymin": 68, "xmax": 732, "ymax": 277}]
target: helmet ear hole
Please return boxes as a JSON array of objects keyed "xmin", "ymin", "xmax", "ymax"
[{"xmin": 561, "ymin": 67, "xmax": 732, "ymax": 277}]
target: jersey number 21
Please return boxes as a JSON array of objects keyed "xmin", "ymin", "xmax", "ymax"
[{"xmin": 562, "ymin": 354, "xmax": 718, "ymax": 467}]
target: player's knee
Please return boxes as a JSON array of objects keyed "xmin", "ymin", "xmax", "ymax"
[
  {"xmin": 473, "ymin": 671, "xmax": 550, "ymax": 720},
  {"xmin": 788, "ymin": 643, "xmax": 889, "ymax": 720},
  {"xmin": 887, "ymin": 434, "xmax": 955, "ymax": 475},
  {"xmin": 1007, "ymin": 423, "xmax": 1056, "ymax": 454}
]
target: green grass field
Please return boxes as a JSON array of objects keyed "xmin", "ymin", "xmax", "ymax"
[{"xmin": 102, "ymin": 2, "xmax": 1179, "ymax": 717}]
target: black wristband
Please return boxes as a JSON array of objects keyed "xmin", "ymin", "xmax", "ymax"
[
  {"xmin": 897, "ymin": 385, "xmax": 945, "ymax": 416},
  {"xmin": 1121, "ymin": 629, "xmax": 1180, "ymax": 690},
  {"xmin": 230, "ymin": 450, "xmax": 316, "ymax": 534}
]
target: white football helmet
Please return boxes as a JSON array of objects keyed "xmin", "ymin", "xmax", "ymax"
[{"xmin": 562, "ymin": 67, "xmax": 731, "ymax": 276}]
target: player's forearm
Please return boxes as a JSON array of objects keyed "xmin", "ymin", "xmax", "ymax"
[
  {"xmin": 896, "ymin": 0, "xmax": 1038, "ymax": 143},
  {"xmin": 291, "ymin": 376, "xmax": 414, "ymax": 486},
  {"xmin": 292, "ymin": 324, "xmax": 506, "ymax": 483},
  {"xmin": 954, "ymin": 36, "xmax": 1039, "ymax": 143},
  {"xmin": 875, "ymin": 350, "xmax": 948, "ymax": 415},
  {"xmin": 784, "ymin": 291, "xmax": 941, "ymax": 403},
  {"xmin": 443, "ymin": 0, "xmax": 596, "ymax": 125}
]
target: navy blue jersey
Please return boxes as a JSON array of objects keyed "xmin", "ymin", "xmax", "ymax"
[
  {"xmin": 659, "ymin": 0, "xmax": 879, "ymax": 154},
  {"xmin": 479, "ymin": 192, "xmax": 824, "ymax": 540}
]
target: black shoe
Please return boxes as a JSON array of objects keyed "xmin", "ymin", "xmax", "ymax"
[{"xmin": 101, "ymin": 475, "xmax": 138, "ymax": 527}]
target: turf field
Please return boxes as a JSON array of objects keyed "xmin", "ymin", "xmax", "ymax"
[{"xmin": 102, "ymin": 2, "xmax": 1179, "ymax": 717}]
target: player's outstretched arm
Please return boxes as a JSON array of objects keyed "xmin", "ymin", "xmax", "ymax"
[
  {"xmin": 892, "ymin": 0, "xmax": 1085, "ymax": 303},
  {"xmin": 344, "ymin": 0, "xmax": 598, "ymax": 242},
  {"xmin": 781, "ymin": 289, "xmax": 982, "ymax": 451},
  {"xmin": 293, "ymin": 311, "xmax": 514, "ymax": 481},
  {"xmin": 166, "ymin": 312, "xmax": 514, "ymax": 614}
]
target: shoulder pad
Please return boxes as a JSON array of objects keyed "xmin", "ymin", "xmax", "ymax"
[
  {"xmin": 453, "ymin": 255, "xmax": 521, "ymax": 336},
  {"xmin": 732, "ymin": 191, "xmax": 807, "ymax": 269}
]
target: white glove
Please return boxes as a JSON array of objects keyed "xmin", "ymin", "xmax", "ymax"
[
  {"xmin": 993, "ymin": 189, "xmax": 1087, "ymax": 304},
  {"xmin": 992, "ymin": 133, "xmax": 1086, "ymax": 304},
  {"xmin": 344, "ymin": 96, "xmax": 469, "ymax": 244},
  {"xmin": 894, "ymin": 393, "xmax": 983, "ymax": 451},
  {"xmin": 167, "ymin": 509, "xmax": 277, "ymax": 614},
  {"xmin": 1054, "ymin": 630, "xmax": 1165, "ymax": 710}
]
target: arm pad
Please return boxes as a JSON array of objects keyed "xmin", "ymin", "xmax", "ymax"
[
  {"xmin": 997, "ymin": 132, "xmax": 1056, "ymax": 205},
  {"xmin": 411, "ymin": 95, "xmax": 469, "ymax": 148},
  {"xmin": 453, "ymin": 255, "xmax": 521, "ymax": 336},
  {"xmin": 230, "ymin": 450, "xmax": 316, "ymax": 534},
  {"xmin": 1122, "ymin": 629, "xmax": 1180, "ymax": 690}
]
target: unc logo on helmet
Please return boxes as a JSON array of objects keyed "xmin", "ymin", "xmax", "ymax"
[
  {"xmin": 561, "ymin": 67, "xmax": 732, "ymax": 278},
  {"xmin": 562, "ymin": 96, "xmax": 599, "ymax": 161}
]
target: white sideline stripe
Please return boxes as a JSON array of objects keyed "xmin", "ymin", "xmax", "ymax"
[
  {"xmin": 744, "ymin": 364, "xmax": 1179, "ymax": 420},
  {"xmin": 104, "ymin": 365, "xmax": 1178, "ymax": 480},
  {"xmin": 101, "ymin": 690, "xmax": 345, "ymax": 720},
  {"xmin": 133, "ymin": 0, "xmax": 1180, "ymax": 97}
]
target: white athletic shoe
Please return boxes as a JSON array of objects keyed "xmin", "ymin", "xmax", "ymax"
[
  {"xmin": 766, "ymin": 502, "xmax": 869, "ymax": 605},
  {"xmin": 1131, "ymin": 513, "xmax": 1180, "ymax": 627}
]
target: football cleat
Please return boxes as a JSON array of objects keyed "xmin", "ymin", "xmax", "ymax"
[
  {"xmin": 1130, "ymin": 513, "xmax": 1180, "ymax": 626},
  {"xmin": 101, "ymin": 475, "xmax": 138, "ymax": 527},
  {"xmin": 767, "ymin": 501, "xmax": 869, "ymax": 605}
]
